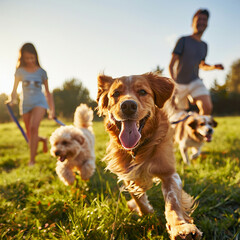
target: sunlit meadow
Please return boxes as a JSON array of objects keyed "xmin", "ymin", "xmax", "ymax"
[{"xmin": 0, "ymin": 117, "xmax": 240, "ymax": 239}]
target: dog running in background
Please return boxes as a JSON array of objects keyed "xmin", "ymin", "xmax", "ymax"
[
  {"xmin": 50, "ymin": 104, "xmax": 95, "ymax": 185},
  {"xmin": 97, "ymin": 73, "xmax": 202, "ymax": 240},
  {"xmin": 171, "ymin": 111, "xmax": 217, "ymax": 165}
]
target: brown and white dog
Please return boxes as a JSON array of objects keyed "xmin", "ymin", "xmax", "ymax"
[
  {"xmin": 97, "ymin": 73, "xmax": 202, "ymax": 240},
  {"xmin": 171, "ymin": 111, "xmax": 217, "ymax": 165}
]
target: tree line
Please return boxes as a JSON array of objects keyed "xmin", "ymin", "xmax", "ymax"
[
  {"xmin": 210, "ymin": 59, "xmax": 240, "ymax": 115},
  {"xmin": 0, "ymin": 59, "xmax": 239, "ymax": 123}
]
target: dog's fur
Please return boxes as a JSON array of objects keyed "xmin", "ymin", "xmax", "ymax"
[
  {"xmin": 50, "ymin": 104, "xmax": 95, "ymax": 185},
  {"xmin": 97, "ymin": 73, "xmax": 202, "ymax": 240},
  {"xmin": 171, "ymin": 111, "xmax": 217, "ymax": 165}
]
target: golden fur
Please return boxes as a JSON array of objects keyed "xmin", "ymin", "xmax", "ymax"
[
  {"xmin": 50, "ymin": 104, "xmax": 95, "ymax": 185},
  {"xmin": 97, "ymin": 73, "xmax": 202, "ymax": 240}
]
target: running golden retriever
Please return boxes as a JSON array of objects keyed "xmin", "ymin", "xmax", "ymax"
[{"xmin": 97, "ymin": 73, "xmax": 202, "ymax": 240}]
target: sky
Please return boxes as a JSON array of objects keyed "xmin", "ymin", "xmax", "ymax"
[{"xmin": 1, "ymin": 0, "xmax": 240, "ymax": 100}]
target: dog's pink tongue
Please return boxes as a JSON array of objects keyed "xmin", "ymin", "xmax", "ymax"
[
  {"xmin": 119, "ymin": 120, "xmax": 141, "ymax": 150},
  {"xmin": 58, "ymin": 156, "xmax": 66, "ymax": 162},
  {"xmin": 205, "ymin": 134, "xmax": 212, "ymax": 142}
]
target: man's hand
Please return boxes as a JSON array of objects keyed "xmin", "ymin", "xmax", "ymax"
[{"xmin": 214, "ymin": 64, "xmax": 224, "ymax": 70}]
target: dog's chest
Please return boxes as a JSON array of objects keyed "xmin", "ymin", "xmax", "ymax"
[{"xmin": 184, "ymin": 138, "xmax": 203, "ymax": 148}]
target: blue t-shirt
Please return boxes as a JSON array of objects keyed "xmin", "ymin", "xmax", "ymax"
[
  {"xmin": 173, "ymin": 36, "xmax": 208, "ymax": 84},
  {"xmin": 15, "ymin": 67, "xmax": 49, "ymax": 114}
]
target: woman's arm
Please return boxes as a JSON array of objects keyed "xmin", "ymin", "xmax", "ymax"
[
  {"xmin": 43, "ymin": 79, "xmax": 55, "ymax": 119},
  {"xmin": 7, "ymin": 76, "xmax": 20, "ymax": 105}
]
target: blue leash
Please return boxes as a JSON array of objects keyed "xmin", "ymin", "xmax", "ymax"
[
  {"xmin": 170, "ymin": 113, "xmax": 192, "ymax": 125},
  {"xmin": 53, "ymin": 117, "xmax": 66, "ymax": 126},
  {"xmin": 6, "ymin": 104, "xmax": 66, "ymax": 143},
  {"xmin": 6, "ymin": 103, "xmax": 29, "ymax": 143}
]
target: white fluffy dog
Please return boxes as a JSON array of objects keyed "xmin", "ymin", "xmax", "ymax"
[{"xmin": 50, "ymin": 104, "xmax": 95, "ymax": 185}]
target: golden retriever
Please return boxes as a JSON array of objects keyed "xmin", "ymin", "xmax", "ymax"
[{"xmin": 97, "ymin": 73, "xmax": 202, "ymax": 239}]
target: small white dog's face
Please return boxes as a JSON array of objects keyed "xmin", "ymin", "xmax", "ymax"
[
  {"xmin": 50, "ymin": 126, "xmax": 85, "ymax": 162},
  {"xmin": 188, "ymin": 115, "xmax": 217, "ymax": 142}
]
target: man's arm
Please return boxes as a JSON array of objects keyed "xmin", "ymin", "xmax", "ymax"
[
  {"xmin": 199, "ymin": 60, "xmax": 224, "ymax": 71},
  {"xmin": 169, "ymin": 53, "xmax": 180, "ymax": 80}
]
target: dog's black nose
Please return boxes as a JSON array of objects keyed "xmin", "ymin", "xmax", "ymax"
[
  {"xmin": 121, "ymin": 100, "xmax": 137, "ymax": 116},
  {"xmin": 207, "ymin": 128, "xmax": 213, "ymax": 134},
  {"xmin": 55, "ymin": 150, "xmax": 61, "ymax": 156}
]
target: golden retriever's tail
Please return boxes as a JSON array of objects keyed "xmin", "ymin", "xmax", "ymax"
[{"xmin": 74, "ymin": 104, "xmax": 94, "ymax": 131}]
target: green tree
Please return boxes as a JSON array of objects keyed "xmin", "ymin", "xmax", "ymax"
[
  {"xmin": 152, "ymin": 65, "xmax": 164, "ymax": 76},
  {"xmin": 226, "ymin": 59, "xmax": 240, "ymax": 93},
  {"xmin": 211, "ymin": 79, "xmax": 227, "ymax": 96},
  {"xmin": 53, "ymin": 78, "xmax": 96, "ymax": 119}
]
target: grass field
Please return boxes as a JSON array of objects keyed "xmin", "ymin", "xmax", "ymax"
[{"xmin": 0, "ymin": 116, "xmax": 240, "ymax": 240}]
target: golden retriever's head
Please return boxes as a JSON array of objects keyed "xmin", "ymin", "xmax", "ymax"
[
  {"xmin": 97, "ymin": 73, "xmax": 174, "ymax": 150},
  {"xmin": 187, "ymin": 114, "xmax": 217, "ymax": 142}
]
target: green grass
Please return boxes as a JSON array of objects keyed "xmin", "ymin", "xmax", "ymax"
[{"xmin": 0, "ymin": 117, "xmax": 240, "ymax": 239}]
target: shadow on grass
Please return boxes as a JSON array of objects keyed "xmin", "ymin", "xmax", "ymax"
[
  {"xmin": 0, "ymin": 144, "xmax": 15, "ymax": 149},
  {"xmin": 0, "ymin": 158, "xmax": 21, "ymax": 173},
  {"xmin": 0, "ymin": 181, "xmax": 31, "ymax": 209}
]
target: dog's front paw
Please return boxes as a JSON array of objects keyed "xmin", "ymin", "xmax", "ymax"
[
  {"xmin": 127, "ymin": 199, "xmax": 154, "ymax": 216},
  {"xmin": 168, "ymin": 223, "xmax": 202, "ymax": 240},
  {"xmin": 80, "ymin": 160, "xmax": 95, "ymax": 180}
]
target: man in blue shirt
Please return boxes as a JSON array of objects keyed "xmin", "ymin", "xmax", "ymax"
[{"xmin": 169, "ymin": 9, "xmax": 224, "ymax": 115}]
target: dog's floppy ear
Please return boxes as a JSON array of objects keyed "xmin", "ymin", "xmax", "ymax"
[
  {"xmin": 72, "ymin": 131, "xmax": 85, "ymax": 145},
  {"xmin": 212, "ymin": 118, "xmax": 218, "ymax": 128},
  {"xmin": 96, "ymin": 74, "xmax": 114, "ymax": 116},
  {"xmin": 187, "ymin": 116, "xmax": 198, "ymax": 130},
  {"xmin": 144, "ymin": 73, "xmax": 175, "ymax": 108},
  {"xmin": 188, "ymin": 118, "xmax": 197, "ymax": 130}
]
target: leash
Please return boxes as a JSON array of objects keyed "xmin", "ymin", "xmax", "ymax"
[
  {"xmin": 170, "ymin": 113, "xmax": 192, "ymax": 125},
  {"xmin": 53, "ymin": 117, "xmax": 66, "ymax": 126},
  {"xmin": 6, "ymin": 103, "xmax": 29, "ymax": 143},
  {"xmin": 6, "ymin": 104, "xmax": 66, "ymax": 143}
]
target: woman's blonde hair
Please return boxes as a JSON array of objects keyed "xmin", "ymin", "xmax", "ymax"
[{"xmin": 16, "ymin": 43, "xmax": 41, "ymax": 68}]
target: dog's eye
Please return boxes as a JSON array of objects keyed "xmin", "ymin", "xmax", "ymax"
[
  {"xmin": 62, "ymin": 141, "xmax": 68, "ymax": 145},
  {"xmin": 200, "ymin": 123, "xmax": 205, "ymax": 126},
  {"xmin": 138, "ymin": 89, "xmax": 147, "ymax": 96},
  {"xmin": 112, "ymin": 91, "xmax": 120, "ymax": 98}
]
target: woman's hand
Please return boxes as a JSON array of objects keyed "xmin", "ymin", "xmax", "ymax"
[
  {"xmin": 5, "ymin": 97, "xmax": 18, "ymax": 106},
  {"xmin": 48, "ymin": 110, "xmax": 55, "ymax": 120}
]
